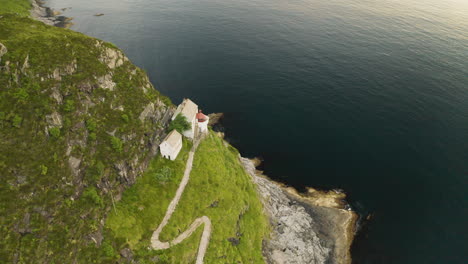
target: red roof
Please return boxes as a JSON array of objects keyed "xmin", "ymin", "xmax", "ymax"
[{"xmin": 196, "ymin": 113, "xmax": 207, "ymax": 122}]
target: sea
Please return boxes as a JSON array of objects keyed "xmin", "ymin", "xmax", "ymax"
[{"xmin": 45, "ymin": 0, "xmax": 468, "ymax": 263}]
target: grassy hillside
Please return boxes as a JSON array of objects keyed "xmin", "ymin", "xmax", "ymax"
[
  {"xmin": 0, "ymin": 9, "xmax": 269, "ymax": 264},
  {"xmin": 0, "ymin": 0, "xmax": 31, "ymax": 16},
  {"xmin": 0, "ymin": 14, "xmax": 172, "ymax": 263},
  {"xmin": 106, "ymin": 132, "xmax": 269, "ymax": 263}
]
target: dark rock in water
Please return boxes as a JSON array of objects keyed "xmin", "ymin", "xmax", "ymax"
[
  {"xmin": 208, "ymin": 112, "xmax": 224, "ymax": 126},
  {"xmin": 54, "ymin": 16, "xmax": 74, "ymax": 28},
  {"xmin": 30, "ymin": 0, "xmax": 73, "ymax": 28},
  {"xmin": 94, "ymin": 13, "xmax": 105, "ymax": 17},
  {"xmin": 55, "ymin": 16, "xmax": 68, "ymax": 22}
]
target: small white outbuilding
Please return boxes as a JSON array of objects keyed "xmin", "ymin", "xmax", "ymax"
[
  {"xmin": 159, "ymin": 130, "xmax": 183, "ymax": 160},
  {"xmin": 172, "ymin": 98, "xmax": 198, "ymax": 139}
]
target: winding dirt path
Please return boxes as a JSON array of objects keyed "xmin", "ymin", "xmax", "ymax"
[{"xmin": 150, "ymin": 138, "xmax": 212, "ymax": 264}]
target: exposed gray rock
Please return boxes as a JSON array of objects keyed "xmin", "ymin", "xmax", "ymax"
[
  {"xmin": 46, "ymin": 111, "xmax": 63, "ymax": 128},
  {"xmin": 241, "ymin": 158, "xmax": 356, "ymax": 264},
  {"xmin": 65, "ymin": 144, "xmax": 73, "ymax": 156},
  {"xmin": 113, "ymin": 105, "xmax": 124, "ymax": 111},
  {"xmin": 120, "ymin": 248, "xmax": 133, "ymax": 260},
  {"xmin": 242, "ymin": 158, "xmax": 330, "ymax": 264},
  {"xmin": 97, "ymin": 74, "xmax": 116, "ymax": 91},
  {"xmin": 115, "ymin": 162, "xmax": 129, "ymax": 183},
  {"xmin": 89, "ymin": 230, "xmax": 103, "ymax": 246},
  {"xmin": 68, "ymin": 156, "xmax": 81, "ymax": 176},
  {"xmin": 30, "ymin": 0, "xmax": 73, "ymax": 28},
  {"xmin": 77, "ymin": 81, "xmax": 94, "ymax": 93},
  {"xmin": 16, "ymin": 174, "xmax": 27, "ymax": 185},
  {"xmin": 114, "ymin": 155, "xmax": 142, "ymax": 185},
  {"xmin": 52, "ymin": 68, "xmax": 61, "ymax": 81},
  {"xmin": 50, "ymin": 87, "xmax": 63, "ymax": 104},
  {"xmin": 0, "ymin": 42, "xmax": 7, "ymax": 63},
  {"xmin": 63, "ymin": 59, "xmax": 77, "ymax": 75},
  {"xmin": 99, "ymin": 46, "xmax": 127, "ymax": 69},
  {"xmin": 21, "ymin": 54, "xmax": 29, "ymax": 72},
  {"xmin": 139, "ymin": 102, "xmax": 155, "ymax": 121}
]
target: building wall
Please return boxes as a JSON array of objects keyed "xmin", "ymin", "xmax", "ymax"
[
  {"xmin": 183, "ymin": 116, "xmax": 197, "ymax": 139},
  {"xmin": 169, "ymin": 141, "xmax": 183, "ymax": 160},
  {"xmin": 198, "ymin": 116, "xmax": 209, "ymax": 133},
  {"xmin": 160, "ymin": 140, "xmax": 182, "ymax": 160}
]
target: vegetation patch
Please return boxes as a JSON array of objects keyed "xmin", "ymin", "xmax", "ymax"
[
  {"xmin": 0, "ymin": 0, "xmax": 31, "ymax": 16},
  {"xmin": 168, "ymin": 113, "xmax": 191, "ymax": 134},
  {"xmin": 106, "ymin": 139, "xmax": 192, "ymax": 248},
  {"xmin": 106, "ymin": 132, "xmax": 269, "ymax": 263}
]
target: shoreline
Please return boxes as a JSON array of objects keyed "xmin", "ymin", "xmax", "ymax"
[
  {"xmin": 285, "ymin": 184, "xmax": 358, "ymax": 264},
  {"xmin": 240, "ymin": 156, "xmax": 357, "ymax": 264},
  {"xmin": 30, "ymin": 0, "xmax": 73, "ymax": 28}
]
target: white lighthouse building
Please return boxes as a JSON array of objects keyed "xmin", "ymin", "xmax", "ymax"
[
  {"xmin": 161, "ymin": 99, "xmax": 210, "ymax": 161},
  {"xmin": 172, "ymin": 98, "xmax": 210, "ymax": 139},
  {"xmin": 196, "ymin": 110, "xmax": 209, "ymax": 133}
]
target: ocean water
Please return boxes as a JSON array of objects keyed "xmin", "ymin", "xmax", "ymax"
[{"xmin": 46, "ymin": 0, "xmax": 468, "ymax": 263}]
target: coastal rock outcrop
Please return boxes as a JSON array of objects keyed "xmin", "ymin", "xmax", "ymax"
[
  {"xmin": 208, "ymin": 112, "xmax": 224, "ymax": 126},
  {"xmin": 30, "ymin": 0, "xmax": 73, "ymax": 28},
  {"xmin": 241, "ymin": 158, "xmax": 357, "ymax": 264}
]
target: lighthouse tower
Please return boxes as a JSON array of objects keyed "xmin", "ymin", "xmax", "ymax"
[{"xmin": 196, "ymin": 110, "xmax": 209, "ymax": 134}]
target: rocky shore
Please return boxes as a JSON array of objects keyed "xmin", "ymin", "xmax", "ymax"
[
  {"xmin": 30, "ymin": 0, "xmax": 73, "ymax": 28},
  {"xmin": 241, "ymin": 158, "xmax": 357, "ymax": 264}
]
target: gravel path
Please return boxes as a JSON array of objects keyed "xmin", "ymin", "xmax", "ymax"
[{"xmin": 150, "ymin": 137, "xmax": 212, "ymax": 264}]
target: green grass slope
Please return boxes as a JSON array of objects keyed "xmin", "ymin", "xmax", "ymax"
[
  {"xmin": 0, "ymin": 0, "xmax": 31, "ymax": 16},
  {"xmin": 106, "ymin": 132, "xmax": 269, "ymax": 263},
  {"xmin": 0, "ymin": 14, "xmax": 171, "ymax": 263}
]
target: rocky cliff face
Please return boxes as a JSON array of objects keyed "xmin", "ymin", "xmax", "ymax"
[
  {"xmin": 0, "ymin": 14, "xmax": 173, "ymax": 263},
  {"xmin": 241, "ymin": 158, "xmax": 357, "ymax": 264}
]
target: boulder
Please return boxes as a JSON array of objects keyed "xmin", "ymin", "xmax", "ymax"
[{"xmin": 46, "ymin": 112, "xmax": 63, "ymax": 128}]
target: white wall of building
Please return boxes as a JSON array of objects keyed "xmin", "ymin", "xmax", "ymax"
[
  {"xmin": 183, "ymin": 116, "xmax": 197, "ymax": 139},
  {"xmin": 160, "ymin": 130, "xmax": 183, "ymax": 160},
  {"xmin": 160, "ymin": 141, "xmax": 182, "ymax": 160},
  {"xmin": 172, "ymin": 99, "xmax": 198, "ymax": 140},
  {"xmin": 198, "ymin": 116, "xmax": 209, "ymax": 134}
]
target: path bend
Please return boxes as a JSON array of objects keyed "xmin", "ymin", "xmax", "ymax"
[{"xmin": 150, "ymin": 137, "xmax": 211, "ymax": 264}]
